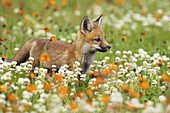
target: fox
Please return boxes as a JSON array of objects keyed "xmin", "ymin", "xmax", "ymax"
[{"xmin": 8, "ymin": 15, "xmax": 111, "ymax": 73}]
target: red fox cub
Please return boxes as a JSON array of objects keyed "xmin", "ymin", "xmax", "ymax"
[{"xmin": 8, "ymin": 15, "xmax": 111, "ymax": 73}]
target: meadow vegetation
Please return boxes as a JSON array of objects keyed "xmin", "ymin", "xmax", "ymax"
[{"xmin": 0, "ymin": 0, "xmax": 170, "ymax": 112}]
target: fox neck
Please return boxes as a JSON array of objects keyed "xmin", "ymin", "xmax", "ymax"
[{"xmin": 74, "ymin": 31, "xmax": 96, "ymax": 73}]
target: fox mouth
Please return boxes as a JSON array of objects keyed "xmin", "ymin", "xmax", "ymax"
[{"xmin": 96, "ymin": 48, "xmax": 109, "ymax": 52}]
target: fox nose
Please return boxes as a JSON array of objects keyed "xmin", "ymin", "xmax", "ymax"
[{"xmin": 107, "ymin": 45, "xmax": 111, "ymax": 49}]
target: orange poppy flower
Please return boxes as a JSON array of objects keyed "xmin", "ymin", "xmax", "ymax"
[
  {"xmin": 162, "ymin": 74, "xmax": 170, "ymax": 82},
  {"xmin": 58, "ymin": 85, "xmax": 69, "ymax": 98},
  {"xmin": 110, "ymin": 7, "xmax": 115, "ymax": 12},
  {"xmin": 43, "ymin": 4, "xmax": 49, "ymax": 9},
  {"xmin": 0, "ymin": 85, "xmax": 7, "ymax": 93},
  {"xmin": 97, "ymin": 76, "xmax": 104, "ymax": 84},
  {"xmin": 46, "ymin": 56, "xmax": 51, "ymax": 62},
  {"xmin": 101, "ymin": 95, "xmax": 110, "ymax": 103},
  {"xmin": 122, "ymin": 36, "xmax": 127, "ymax": 41},
  {"xmin": 30, "ymin": 71, "xmax": 35, "ymax": 79},
  {"xmin": 126, "ymin": 103, "xmax": 138, "ymax": 110},
  {"xmin": 12, "ymin": 104, "xmax": 20, "ymax": 113},
  {"xmin": 54, "ymin": 74, "xmax": 63, "ymax": 83},
  {"xmin": 7, "ymin": 94, "xmax": 19, "ymax": 102},
  {"xmin": 69, "ymin": 101, "xmax": 78, "ymax": 110},
  {"xmin": 6, "ymin": 30, "xmax": 10, "ymax": 34},
  {"xmin": 128, "ymin": 87, "xmax": 134, "ymax": 94},
  {"xmin": 19, "ymin": 10, "xmax": 25, "ymax": 16},
  {"xmin": 73, "ymin": 4, "xmax": 79, "ymax": 10},
  {"xmin": 42, "ymin": 27, "xmax": 50, "ymax": 32},
  {"xmin": 19, "ymin": 2, "xmax": 23, "ymax": 8},
  {"xmin": 139, "ymin": 79, "xmax": 149, "ymax": 89},
  {"xmin": 33, "ymin": 12, "xmax": 38, "ymax": 17},
  {"xmin": 121, "ymin": 84, "xmax": 129, "ymax": 92},
  {"xmin": 62, "ymin": 0, "xmax": 68, "ymax": 6},
  {"xmin": 138, "ymin": 77, "xmax": 143, "ymax": 82},
  {"xmin": 44, "ymin": 82, "xmax": 54, "ymax": 92},
  {"xmin": 132, "ymin": 92, "xmax": 139, "ymax": 98},
  {"xmin": 101, "ymin": 70, "xmax": 107, "ymax": 76},
  {"xmin": 39, "ymin": 55, "xmax": 45, "ymax": 62},
  {"xmin": 86, "ymin": 101, "xmax": 92, "ymax": 106},
  {"xmin": 85, "ymin": 89, "xmax": 93, "ymax": 97},
  {"xmin": 26, "ymin": 85, "xmax": 37, "ymax": 93},
  {"xmin": 50, "ymin": 36, "xmax": 56, "ymax": 41},
  {"xmin": 53, "ymin": 5, "xmax": 61, "ymax": 11},
  {"xmin": 5, "ymin": 0, "xmax": 13, "ymax": 7},
  {"xmin": 24, "ymin": 18, "xmax": 29, "ymax": 23},
  {"xmin": 141, "ymin": 10, "xmax": 146, "ymax": 15},
  {"xmin": 48, "ymin": 0, "xmax": 55, "ymax": 5},
  {"xmin": 114, "ymin": 0, "xmax": 124, "ymax": 5},
  {"xmin": 91, "ymin": 8, "xmax": 95, "ymax": 13},
  {"xmin": 23, "ymin": 104, "xmax": 30, "ymax": 111},
  {"xmin": 0, "ymin": 37, "xmax": 4, "ymax": 42},
  {"xmin": 93, "ymin": 71, "xmax": 99, "ymax": 76},
  {"xmin": 109, "ymin": 64, "xmax": 117, "ymax": 71},
  {"xmin": 2, "ymin": 56, "xmax": 6, "ymax": 59}
]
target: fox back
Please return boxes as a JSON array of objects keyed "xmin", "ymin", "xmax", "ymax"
[{"xmin": 9, "ymin": 15, "xmax": 111, "ymax": 73}]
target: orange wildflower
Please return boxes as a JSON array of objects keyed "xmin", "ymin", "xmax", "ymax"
[
  {"xmin": 6, "ymin": 30, "xmax": 10, "ymax": 34},
  {"xmin": 141, "ymin": 32, "xmax": 146, "ymax": 36},
  {"xmin": 26, "ymin": 85, "xmax": 37, "ymax": 93},
  {"xmin": 140, "ymin": 91, "xmax": 145, "ymax": 96},
  {"xmin": 154, "ymin": 15, "xmax": 159, "ymax": 21},
  {"xmin": 30, "ymin": 71, "xmax": 35, "ymax": 79},
  {"xmin": 126, "ymin": 103, "xmax": 138, "ymax": 110},
  {"xmin": 3, "ymin": 23, "xmax": 7, "ymax": 27},
  {"xmin": 44, "ymin": 82, "xmax": 54, "ymax": 92},
  {"xmin": 111, "ymin": 88, "xmax": 113, "ymax": 93},
  {"xmin": 121, "ymin": 84, "xmax": 129, "ymax": 92},
  {"xmin": 93, "ymin": 71, "xmax": 99, "ymax": 76},
  {"xmin": 19, "ymin": 10, "xmax": 25, "ymax": 16},
  {"xmin": 139, "ymin": 79, "xmax": 149, "ymax": 89},
  {"xmin": 91, "ymin": 8, "xmax": 95, "ymax": 13},
  {"xmin": 42, "ymin": 27, "xmax": 50, "ymax": 32},
  {"xmin": 160, "ymin": 13, "xmax": 164, "ymax": 18},
  {"xmin": 109, "ymin": 64, "xmax": 117, "ymax": 71},
  {"xmin": 128, "ymin": 87, "xmax": 135, "ymax": 94},
  {"xmin": 12, "ymin": 104, "xmax": 20, "ymax": 113},
  {"xmin": 114, "ymin": 0, "xmax": 124, "ymax": 5},
  {"xmin": 62, "ymin": 0, "xmax": 68, "ymax": 6},
  {"xmin": 138, "ymin": 77, "xmax": 143, "ymax": 82},
  {"xmin": 7, "ymin": 94, "xmax": 19, "ymax": 102},
  {"xmin": 5, "ymin": 0, "xmax": 13, "ymax": 7},
  {"xmin": 43, "ymin": 53, "xmax": 48, "ymax": 57},
  {"xmin": 85, "ymin": 89, "xmax": 93, "ymax": 97},
  {"xmin": 74, "ymin": 4, "xmax": 79, "ymax": 10},
  {"xmin": 24, "ymin": 18, "xmax": 29, "ymax": 23},
  {"xmin": 46, "ymin": 56, "xmax": 51, "ymax": 62},
  {"xmin": 48, "ymin": 0, "xmax": 55, "ymax": 5},
  {"xmin": 122, "ymin": 36, "xmax": 127, "ymax": 41},
  {"xmin": 101, "ymin": 70, "xmax": 107, "ymax": 76},
  {"xmin": 101, "ymin": 95, "xmax": 110, "ymax": 103},
  {"xmin": 2, "ymin": 56, "xmax": 6, "ymax": 59},
  {"xmin": 87, "ymin": 101, "xmax": 92, "ymax": 106},
  {"xmin": 110, "ymin": 7, "xmax": 115, "ymax": 12},
  {"xmin": 0, "ymin": 85, "xmax": 7, "ymax": 93},
  {"xmin": 89, "ymin": 72, "xmax": 93, "ymax": 76},
  {"xmin": 58, "ymin": 85, "xmax": 69, "ymax": 98},
  {"xmin": 54, "ymin": 74, "xmax": 63, "ymax": 83},
  {"xmin": 43, "ymin": 4, "xmax": 49, "ymax": 9},
  {"xmin": 33, "ymin": 12, "xmax": 38, "ymax": 17},
  {"xmin": 0, "ymin": 37, "xmax": 4, "ymax": 42},
  {"xmin": 19, "ymin": 2, "xmax": 23, "ymax": 8},
  {"xmin": 39, "ymin": 55, "xmax": 45, "ymax": 62},
  {"xmin": 132, "ymin": 92, "xmax": 139, "ymax": 98},
  {"xmin": 141, "ymin": 10, "xmax": 146, "ymax": 15},
  {"xmin": 97, "ymin": 76, "xmax": 104, "ymax": 84},
  {"xmin": 53, "ymin": 5, "xmax": 61, "ymax": 11},
  {"xmin": 69, "ymin": 101, "xmax": 78, "ymax": 111},
  {"xmin": 23, "ymin": 104, "xmax": 30, "ymax": 111},
  {"xmin": 162, "ymin": 74, "xmax": 170, "ymax": 82},
  {"xmin": 50, "ymin": 36, "xmax": 56, "ymax": 41}
]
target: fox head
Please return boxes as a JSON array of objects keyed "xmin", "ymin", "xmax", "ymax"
[{"xmin": 77, "ymin": 15, "xmax": 111, "ymax": 53}]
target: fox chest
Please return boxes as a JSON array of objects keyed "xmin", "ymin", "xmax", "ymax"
[{"xmin": 81, "ymin": 52, "xmax": 96, "ymax": 73}]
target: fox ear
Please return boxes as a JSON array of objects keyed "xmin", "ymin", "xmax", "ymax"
[
  {"xmin": 94, "ymin": 14, "xmax": 103, "ymax": 28},
  {"xmin": 80, "ymin": 16, "xmax": 94, "ymax": 34}
]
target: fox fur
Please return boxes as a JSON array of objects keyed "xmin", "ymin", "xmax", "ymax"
[{"xmin": 8, "ymin": 15, "xmax": 111, "ymax": 73}]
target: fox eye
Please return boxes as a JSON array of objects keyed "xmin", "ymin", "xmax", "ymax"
[{"xmin": 94, "ymin": 38, "xmax": 101, "ymax": 42}]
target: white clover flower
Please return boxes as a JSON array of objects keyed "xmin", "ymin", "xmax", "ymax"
[
  {"xmin": 159, "ymin": 95, "xmax": 166, "ymax": 102},
  {"xmin": 0, "ymin": 94, "xmax": 6, "ymax": 99},
  {"xmin": 11, "ymin": 61, "xmax": 17, "ymax": 67},
  {"xmin": 115, "ymin": 51, "xmax": 121, "ymax": 56},
  {"xmin": 28, "ymin": 57, "xmax": 34, "ymax": 61}
]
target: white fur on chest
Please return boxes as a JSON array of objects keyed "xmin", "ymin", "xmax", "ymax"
[{"xmin": 81, "ymin": 43, "xmax": 96, "ymax": 73}]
